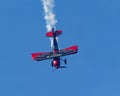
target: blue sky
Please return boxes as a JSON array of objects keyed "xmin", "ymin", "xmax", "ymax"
[{"xmin": 0, "ymin": 0, "xmax": 120, "ymax": 96}]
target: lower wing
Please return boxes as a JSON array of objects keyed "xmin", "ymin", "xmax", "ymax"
[
  {"xmin": 31, "ymin": 52, "xmax": 53, "ymax": 61},
  {"xmin": 59, "ymin": 45, "xmax": 78, "ymax": 57},
  {"xmin": 31, "ymin": 45, "xmax": 78, "ymax": 61}
]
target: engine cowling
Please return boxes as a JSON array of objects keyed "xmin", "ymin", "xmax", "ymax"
[
  {"xmin": 52, "ymin": 60, "xmax": 60, "ymax": 69},
  {"xmin": 53, "ymin": 60, "xmax": 59, "ymax": 66}
]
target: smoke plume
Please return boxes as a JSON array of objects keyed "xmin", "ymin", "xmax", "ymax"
[
  {"xmin": 41, "ymin": 0, "xmax": 57, "ymax": 31},
  {"xmin": 41, "ymin": 0, "xmax": 57, "ymax": 49}
]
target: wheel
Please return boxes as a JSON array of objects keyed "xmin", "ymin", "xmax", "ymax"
[
  {"xmin": 64, "ymin": 58, "xmax": 67, "ymax": 64},
  {"xmin": 51, "ymin": 61, "xmax": 53, "ymax": 67}
]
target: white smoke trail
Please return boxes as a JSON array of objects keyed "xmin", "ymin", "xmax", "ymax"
[
  {"xmin": 41, "ymin": 0, "xmax": 57, "ymax": 31},
  {"xmin": 41, "ymin": 0, "xmax": 57, "ymax": 49}
]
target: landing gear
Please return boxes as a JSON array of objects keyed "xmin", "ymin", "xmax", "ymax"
[
  {"xmin": 51, "ymin": 61, "xmax": 53, "ymax": 67},
  {"xmin": 60, "ymin": 58, "xmax": 67, "ymax": 68},
  {"xmin": 64, "ymin": 58, "xmax": 67, "ymax": 64},
  {"xmin": 60, "ymin": 66, "xmax": 67, "ymax": 68},
  {"xmin": 60, "ymin": 58, "xmax": 67, "ymax": 64}
]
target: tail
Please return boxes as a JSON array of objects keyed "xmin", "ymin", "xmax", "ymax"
[{"xmin": 46, "ymin": 28, "xmax": 62, "ymax": 37}]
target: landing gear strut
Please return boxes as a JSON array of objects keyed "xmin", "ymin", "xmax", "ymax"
[
  {"xmin": 60, "ymin": 58, "xmax": 67, "ymax": 64},
  {"xmin": 51, "ymin": 61, "xmax": 53, "ymax": 67},
  {"xmin": 64, "ymin": 58, "xmax": 67, "ymax": 64}
]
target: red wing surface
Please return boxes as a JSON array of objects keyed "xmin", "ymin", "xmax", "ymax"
[
  {"xmin": 31, "ymin": 45, "xmax": 78, "ymax": 61},
  {"xmin": 59, "ymin": 45, "xmax": 78, "ymax": 57},
  {"xmin": 31, "ymin": 52, "xmax": 54, "ymax": 61},
  {"xmin": 32, "ymin": 51, "xmax": 64, "ymax": 61}
]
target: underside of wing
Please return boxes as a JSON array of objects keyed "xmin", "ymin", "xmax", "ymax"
[
  {"xmin": 31, "ymin": 52, "xmax": 53, "ymax": 61},
  {"xmin": 31, "ymin": 45, "xmax": 78, "ymax": 61},
  {"xmin": 59, "ymin": 45, "xmax": 78, "ymax": 57}
]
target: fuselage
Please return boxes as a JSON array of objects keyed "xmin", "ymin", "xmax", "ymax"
[{"xmin": 52, "ymin": 28, "xmax": 60, "ymax": 69}]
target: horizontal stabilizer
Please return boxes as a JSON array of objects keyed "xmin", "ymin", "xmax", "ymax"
[
  {"xmin": 46, "ymin": 30, "xmax": 62, "ymax": 37},
  {"xmin": 55, "ymin": 30, "xmax": 62, "ymax": 36},
  {"xmin": 46, "ymin": 32, "xmax": 54, "ymax": 37}
]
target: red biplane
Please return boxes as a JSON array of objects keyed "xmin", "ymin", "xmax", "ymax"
[{"xmin": 31, "ymin": 28, "xmax": 78, "ymax": 69}]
